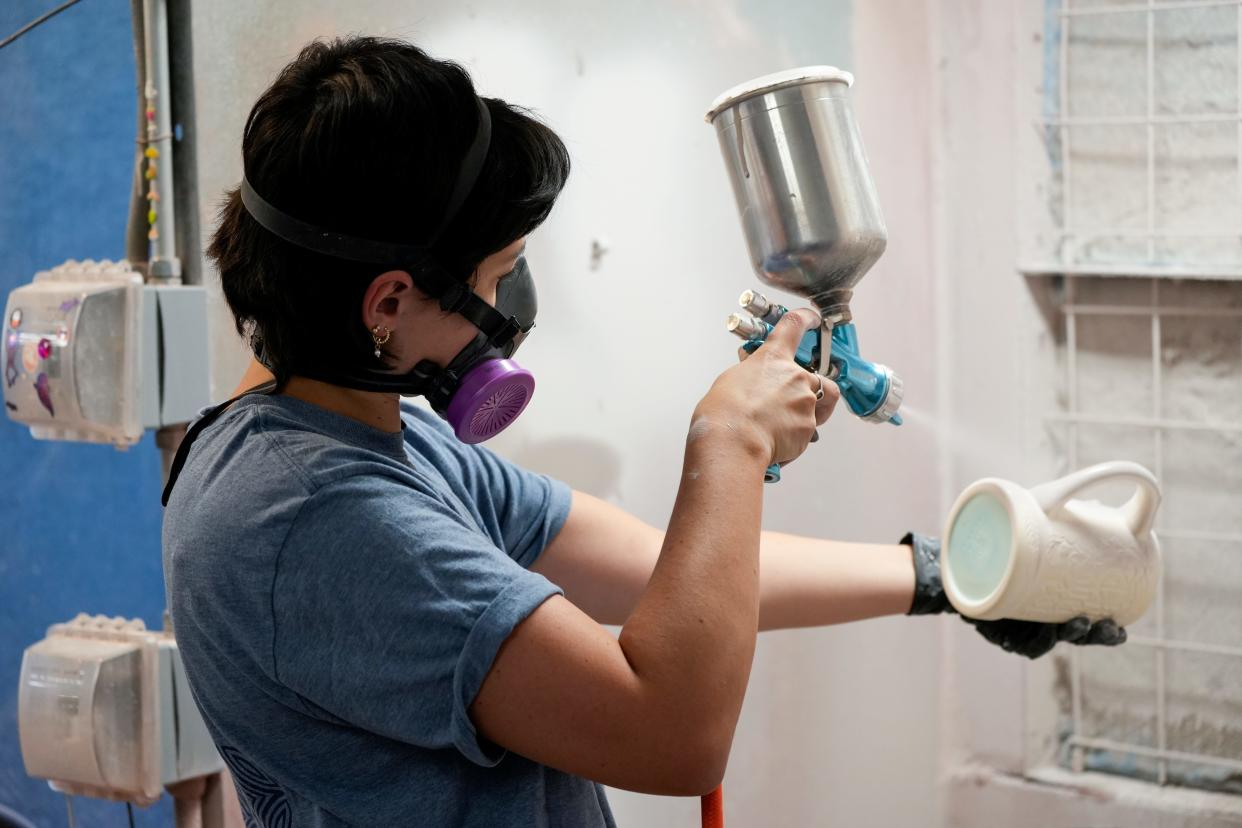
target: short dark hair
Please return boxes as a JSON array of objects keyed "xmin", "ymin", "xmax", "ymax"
[{"xmin": 208, "ymin": 36, "xmax": 571, "ymax": 382}]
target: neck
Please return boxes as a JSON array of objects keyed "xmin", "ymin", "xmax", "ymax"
[{"xmin": 282, "ymin": 375, "xmax": 402, "ymax": 433}]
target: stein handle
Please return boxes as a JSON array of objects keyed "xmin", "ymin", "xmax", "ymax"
[{"xmin": 1030, "ymin": 461, "xmax": 1162, "ymax": 538}]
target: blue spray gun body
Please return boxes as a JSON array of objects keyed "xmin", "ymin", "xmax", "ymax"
[{"xmin": 728, "ymin": 291, "xmax": 903, "ymax": 482}]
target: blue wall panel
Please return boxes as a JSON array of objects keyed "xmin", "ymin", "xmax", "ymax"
[{"xmin": 0, "ymin": 1, "xmax": 173, "ymax": 824}]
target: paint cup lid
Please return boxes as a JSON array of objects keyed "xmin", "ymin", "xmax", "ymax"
[{"xmin": 705, "ymin": 65, "xmax": 855, "ymax": 123}]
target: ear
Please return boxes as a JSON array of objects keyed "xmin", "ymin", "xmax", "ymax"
[{"xmin": 361, "ymin": 270, "xmax": 416, "ymax": 331}]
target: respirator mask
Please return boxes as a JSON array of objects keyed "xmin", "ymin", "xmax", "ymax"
[{"xmin": 239, "ymin": 95, "xmax": 538, "ymax": 444}]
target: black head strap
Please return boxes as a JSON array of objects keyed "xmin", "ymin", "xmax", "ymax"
[
  {"xmin": 431, "ymin": 96, "xmax": 493, "ymax": 242},
  {"xmin": 239, "ymin": 178, "xmax": 434, "ymax": 265}
]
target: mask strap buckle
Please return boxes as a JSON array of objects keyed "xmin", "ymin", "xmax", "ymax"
[
  {"xmin": 410, "ymin": 357, "xmax": 460, "ymax": 408},
  {"xmin": 491, "ymin": 316, "xmax": 522, "ymax": 347}
]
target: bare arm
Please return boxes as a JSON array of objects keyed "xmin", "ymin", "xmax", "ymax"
[
  {"xmin": 755, "ymin": 529, "xmax": 915, "ymax": 628},
  {"xmin": 533, "ymin": 490, "xmax": 917, "ymax": 631},
  {"xmin": 472, "ymin": 425, "xmax": 769, "ymax": 795},
  {"xmin": 469, "ymin": 309, "xmax": 825, "ymax": 796}
]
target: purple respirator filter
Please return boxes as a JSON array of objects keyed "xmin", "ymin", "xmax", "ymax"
[{"xmin": 444, "ymin": 359, "xmax": 535, "ymax": 444}]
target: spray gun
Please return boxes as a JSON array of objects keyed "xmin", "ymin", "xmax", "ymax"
[
  {"xmin": 726, "ymin": 290, "xmax": 903, "ymax": 481},
  {"xmin": 730, "ymin": 290, "xmax": 902, "ymax": 430},
  {"xmin": 705, "ymin": 66, "xmax": 904, "ymax": 482}
]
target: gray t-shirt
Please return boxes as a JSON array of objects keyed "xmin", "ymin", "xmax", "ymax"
[{"xmin": 163, "ymin": 393, "xmax": 616, "ymax": 827}]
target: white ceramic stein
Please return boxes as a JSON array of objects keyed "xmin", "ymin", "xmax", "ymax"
[{"xmin": 941, "ymin": 461, "xmax": 1162, "ymax": 627}]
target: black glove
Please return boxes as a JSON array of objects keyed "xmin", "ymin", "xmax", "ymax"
[{"xmin": 900, "ymin": 532, "xmax": 1127, "ymax": 659}]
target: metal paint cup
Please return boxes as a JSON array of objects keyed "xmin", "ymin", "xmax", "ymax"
[{"xmin": 705, "ymin": 66, "xmax": 887, "ymax": 322}]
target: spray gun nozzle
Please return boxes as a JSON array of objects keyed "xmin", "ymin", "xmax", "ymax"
[
  {"xmin": 726, "ymin": 312, "xmax": 767, "ymax": 341},
  {"xmin": 738, "ymin": 289, "xmax": 787, "ymax": 325}
]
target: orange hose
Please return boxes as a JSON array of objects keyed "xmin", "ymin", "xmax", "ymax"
[{"xmin": 701, "ymin": 785, "xmax": 724, "ymax": 828}]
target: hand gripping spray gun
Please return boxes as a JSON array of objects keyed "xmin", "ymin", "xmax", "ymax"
[{"xmin": 705, "ymin": 67, "xmax": 904, "ymax": 483}]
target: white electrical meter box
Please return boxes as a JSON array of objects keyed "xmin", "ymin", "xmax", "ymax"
[
  {"xmin": 4, "ymin": 261, "xmax": 143, "ymax": 444},
  {"xmin": 3, "ymin": 259, "xmax": 210, "ymax": 446},
  {"xmin": 18, "ymin": 614, "xmax": 222, "ymax": 805}
]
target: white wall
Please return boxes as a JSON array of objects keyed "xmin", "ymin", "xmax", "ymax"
[{"xmin": 191, "ymin": 1, "xmax": 947, "ymax": 825}]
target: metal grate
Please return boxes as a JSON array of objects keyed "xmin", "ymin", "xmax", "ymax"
[
  {"xmin": 1034, "ymin": 0, "xmax": 1242, "ymax": 795},
  {"xmin": 1026, "ymin": 0, "xmax": 1242, "ymax": 279},
  {"xmin": 1056, "ymin": 277, "xmax": 1242, "ymax": 789}
]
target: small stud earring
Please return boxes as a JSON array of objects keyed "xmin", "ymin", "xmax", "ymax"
[{"xmin": 371, "ymin": 324, "xmax": 391, "ymax": 359}]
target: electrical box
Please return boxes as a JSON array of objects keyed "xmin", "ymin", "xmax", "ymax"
[
  {"xmin": 18, "ymin": 614, "xmax": 223, "ymax": 805},
  {"xmin": 3, "ymin": 259, "xmax": 210, "ymax": 446}
]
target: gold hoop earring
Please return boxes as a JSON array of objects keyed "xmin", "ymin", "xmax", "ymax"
[{"xmin": 371, "ymin": 325, "xmax": 391, "ymax": 359}]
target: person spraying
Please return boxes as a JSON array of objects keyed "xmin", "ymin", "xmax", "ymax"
[{"xmin": 161, "ymin": 37, "xmax": 1124, "ymax": 827}]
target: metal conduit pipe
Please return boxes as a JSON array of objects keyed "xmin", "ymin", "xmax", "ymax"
[
  {"xmin": 127, "ymin": 0, "xmax": 200, "ymax": 286},
  {"xmin": 166, "ymin": 0, "xmax": 201, "ymax": 287},
  {"xmin": 141, "ymin": 0, "xmax": 181, "ymax": 282}
]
